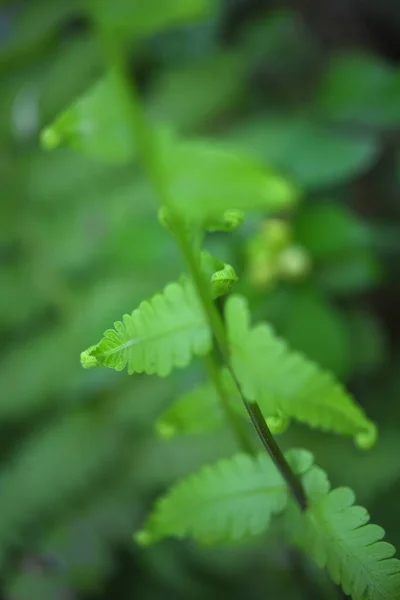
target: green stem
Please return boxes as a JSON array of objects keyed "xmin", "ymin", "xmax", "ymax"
[
  {"xmin": 175, "ymin": 228, "xmax": 307, "ymax": 510},
  {"xmin": 89, "ymin": 13, "xmax": 307, "ymax": 511},
  {"xmin": 204, "ymin": 352, "xmax": 254, "ymax": 455}
]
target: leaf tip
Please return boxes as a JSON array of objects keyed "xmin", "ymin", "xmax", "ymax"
[
  {"xmin": 40, "ymin": 127, "xmax": 61, "ymax": 151},
  {"xmin": 80, "ymin": 346, "xmax": 98, "ymax": 369},
  {"xmin": 134, "ymin": 530, "xmax": 154, "ymax": 547},
  {"xmin": 355, "ymin": 422, "xmax": 378, "ymax": 450}
]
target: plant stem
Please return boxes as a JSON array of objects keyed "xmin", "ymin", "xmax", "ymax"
[
  {"xmin": 204, "ymin": 352, "xmax": 254, "ymax": 455},
  {"xmin": 89, "ymin": 14, "xmax": 307, "ymax": 511},
  {"xmin": 175, "ymin": 228, "xmax": 307, "ymax": 510}
]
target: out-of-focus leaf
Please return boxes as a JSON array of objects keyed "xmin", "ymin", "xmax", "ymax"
[
  {"xmin": 293, "ymin": 203, "xmax": 371, "ymax": 261},
  {"xmin": 148, "ymin": 50, "xmax": 248, "ymax": 132},
  {"xmin": 0, "ymin": 277, "xmax": 156, "ymax": 418},
  {"xmin": 346, "ymin": 311, "xmax": 387, "ymax": 374},
  {"xmin": 41, "ymin": 75, "xmax": 136, "ymax": 163},
  {"xmin": 224, "ymin": 113, "xmax": 380, "ymax": 189},
  {"xmin": 0, "ymin": 0, "xmax": 82, "ymax": 65},
  {"xmin": 162, "ymin": 137, "xmax": 298, "ymax": 224},
  {"xmin": 315, "ymin": 51, "xmax": 400, "ymax": 127},
  {"xmin": 156, "ymin": 369, "xmax": 243, "ymax": 438},
  {"xmin": 278, "ymin": 288, "xmax": 351, "ymax": 378},
  {"xmin": 39, "ymin": 34, "xmax": 102, "ymax": 123},
  {"xmin": 317, "ymin": 251, "xmax": 382, "ymax": 295},
  {"xmin": 96, "ymin": 0, "xmax": 211, "ymax": 38}
]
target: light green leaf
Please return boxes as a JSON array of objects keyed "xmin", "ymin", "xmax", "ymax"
[
  {"xmin": 96, "ymin": 0, "xmax": 211, "ymax": 39},
  {"xmin": 156, "ymin": 369, "xmax": 242, "ymax": 438},
  {"xmin": 288, "ymin": 466, "xmax": 400, "ymax": 599},
  {"xmin": 80, "ymin": 278, "xmax": 211, "ymax": 377},
  {"xmin": 225, "ymin": 295, "xmax": 377, "ymax": 447},
  {"xmin": 41, "ymin": 75, "xmax": 137, "ymax": 163},
  {"xmin": 162, "ymin": 137, "xmax": 299, "ymax": 223},
  {"xmin": 135, "ymin": 449, "xmax": 313, "ymax": 545}
]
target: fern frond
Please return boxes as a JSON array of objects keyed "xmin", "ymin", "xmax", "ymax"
[
  {"xmin": 288, "ymin": 466, "xmax": 400, "ymax": 600},
  {"xmin": 81, "ymin": 278, "xmax": 211, "ymax": 376},
  {"xmin": 135, "ymin": 449, "xmax": 313, "ymax": 545},
  {"xmin": 156, "ymin": 369, "xmax": 243, "ymax": 438},
  {"xmin": 225, "ymin": 295, "xmax": 377, "ymax": 447}
]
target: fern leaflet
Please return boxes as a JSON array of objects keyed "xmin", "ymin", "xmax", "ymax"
[
  {"xmin": 81, "ymin": 278, "xmax": 211, "ymax": 376},
  {"xmin": 225, "ymin": 295, "xmax": 376, "ymax": 447},
  {"xmin": 288, "ymin": 466, "xmax": 400, "ymax": 600},
  {"xmin": 136, "ymin": 449, "xmax": 313, "ymax": 545},
  {"xmin": 156, "ymin": 368, "xmax": 243, "ymax": 438}
]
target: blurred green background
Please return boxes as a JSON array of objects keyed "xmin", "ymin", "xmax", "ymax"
[{"xmin": 1, "ymin": 0, "xmax": 400, "ymax": 598}]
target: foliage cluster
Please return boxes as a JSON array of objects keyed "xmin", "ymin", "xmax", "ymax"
[{"xmin": 1, "ymin": 1, "xmax": 400, "ymax": 599}]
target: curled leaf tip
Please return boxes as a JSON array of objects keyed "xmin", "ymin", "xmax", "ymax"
[
  {"xmin": 211, "ymin": 263, "xmax": 238, "ymax": 299},
  {"xmin": 267, "ymin": 414, "xmax": 290, "ymax": 434},
  {"xmin": 134, "ymin": 530, "xmax": 154, "ymax": 547},
  {"xmin": 80, "ymin": 346, "xmax": 98, "ymax": 369},
  {"xmin": 40, "ymin": 127, "xmax": 61, "ymax": 151},
  {"xmin": 205, "ymin": 209, "xmax": 245, "ymax": 232},
  {"xmin": 355, "ymin": 423, "xmax": 378, "ymax": 450}
]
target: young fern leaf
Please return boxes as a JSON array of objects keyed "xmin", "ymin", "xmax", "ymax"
[
  {"xmin": 288, "ymin": 466, "xmax": 400, "ymax": 600},
  {"xmin": 225, "ymin": 295, "xmax": 377, "ymax": 448},
  {"xmin": 135, "ymin": 449, "xmax": 313, "ymax": 545},
  {"xmin": 156, "ymin": 368, "xmax": 243, "ymax": 438},
  {"xmin": 80, "ymin": 278, "xmax": 211, "ymax": 376},
  {"xmin": 200, "ymin": 251, "xmax": 238, "ymax": 299},
  {"xmin": 156, "ymin": 367, "xmax": 288, "ymax": 439}
]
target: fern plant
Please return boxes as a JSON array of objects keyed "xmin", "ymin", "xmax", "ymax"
[{"xmin": 41, "ymin": 3, "xmax": 400, "ymax": 598}]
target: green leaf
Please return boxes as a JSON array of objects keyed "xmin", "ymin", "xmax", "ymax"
[
  {"xmin": 148, "ymin": 51, "xmax": 248, "ymax": 133},
  {"xmin": 317, "ymin": 251, "xmax": 382, "ymax": 296},
  {"xmin": 294, "ymin": 202, "xmax": 371, "ymax": 261},
  {"xmin": 156, "ymin": 369, "xmax": 242, "ymax": 438},
  {"xmin": 41, "ymin": 75, "xmax": 137, "ymax": 163},
  {"xmin": 96, "ymin": 0, "xmax": 211, "ymax": 39},
  {"xmin": 288, "ymin": 466, "xmax": 400, "ymax": 599},
  {"xmin": 162, "ymin": 137, "xmax": 299, "ymax": 223},
  {"xmin": 278, "ymin": 289, "xmax": 351, "ymax": 378},
  {"xmin": 135, "ymin": 449, "xmax": 313, "ymax": 545},
  {"xmin": 224, "ymin": 113, "xmax": 379, "ymax": 189},
  {"xmin": 80, "ymin": 278, "xmax": 211, "ymax": 377},
  {"xmin": 225, "ymin": 295, "xmax": 377, "ymax": 447},
  {"xmin": 315, "ymin": 51, "xmax": 400, "ymax": 128}
]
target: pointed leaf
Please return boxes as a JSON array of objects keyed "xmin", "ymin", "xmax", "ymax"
[
  {"xmin": 136, "ymin": 449, "xmax": 313, "ymax": 545},
  {"xmin": 226, "ymin": 295, "xmax": 376, "ymax": 446},
  {"xmin": 41, "ymin": 75, "xmax": 137, "ymax": 163},
  {"xmin": 288, "ymin": 466, "xmax": 400, "ymax": 600},
  {"xmin": 162, "ymin": 138, "xmax": 298, "ymax": 224},
  {"xmin": 81, "ymin": 278, "xmax": 211, "ymax": 377}
]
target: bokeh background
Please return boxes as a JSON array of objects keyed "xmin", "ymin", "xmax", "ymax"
[{"xmin": 1, "ymin": 0, "xmax": 400, "ymax": 598}]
